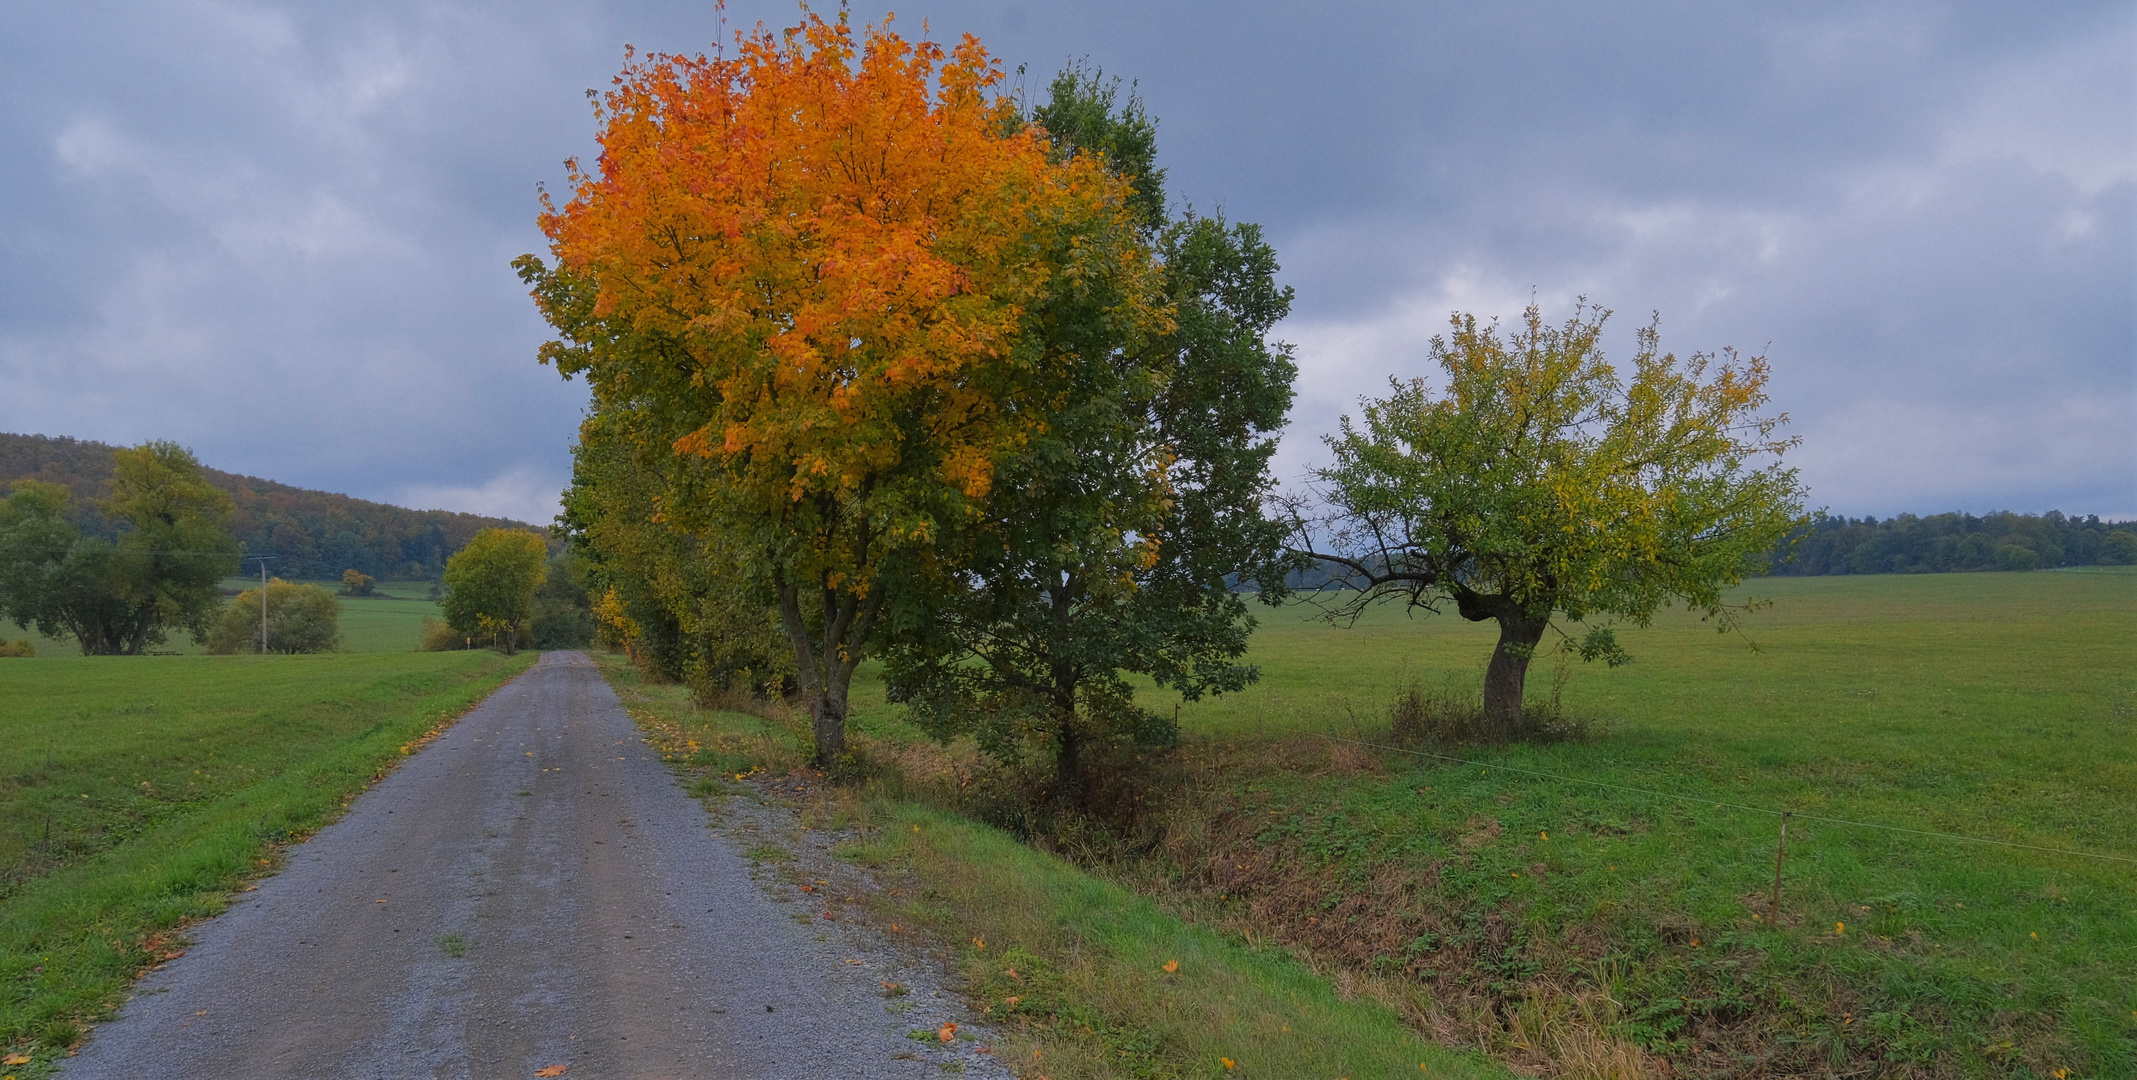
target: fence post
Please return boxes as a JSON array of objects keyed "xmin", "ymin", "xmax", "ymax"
[{"xmin": 1771, "ymin": 811, "xmax": 1790, "ymax": 919}]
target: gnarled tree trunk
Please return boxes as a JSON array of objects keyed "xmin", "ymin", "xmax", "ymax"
[{"xmin": 1482, "ymin": 611, "xmax": 1548, "ymax": 736}]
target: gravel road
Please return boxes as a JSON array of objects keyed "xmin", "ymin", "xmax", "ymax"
[{"xmin": 62, "ymin": 651, "xmax": 1009, "ymax": 1080}]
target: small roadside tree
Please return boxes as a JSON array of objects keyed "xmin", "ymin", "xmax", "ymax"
[
  {"xmin": 441, "ymin": 529, "xmax": 548, "ymax": 653},
  {"xmin": 205, "ymin": 579, "xmax": 342, "ymax": 654},
  {"xmin": 1293, "ymin": 303, "xmax": 1806, "ymax": 734},
  {"xmin": 340, "ymin": 569, "xmax": 376, "ymax": 596}
]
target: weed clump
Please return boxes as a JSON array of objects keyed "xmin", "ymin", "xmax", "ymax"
[{"xmin": 1388, "ymin": 669, "xmax": 1592, "ymax": 747}]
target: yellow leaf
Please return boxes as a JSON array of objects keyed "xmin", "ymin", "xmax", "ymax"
[
  {"xmin": 1221, "ymin": 1058, "xmax": 1235, "ymax": 1070},
  {"xmin": 3, "ymin": 1055, "xmax": 30, "ymax": 1066},
  {"xmin": 1162, "ymin": 959, "xmax": 1178, "ymax": 973},
  {"xmin": 534, "ymin": 1067, "xmax": 568, "ymax": 1078}
]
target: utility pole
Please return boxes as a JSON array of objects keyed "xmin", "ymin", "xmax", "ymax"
[{"xmin": 250, "ymin": 556, "xmax": 277, "ymax": 654}]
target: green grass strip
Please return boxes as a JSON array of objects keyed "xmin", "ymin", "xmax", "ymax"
[
  {"xmin": 848, "ymin": 802, "xmax": 1508, "ymax": 1079},
  {"xmin": 0, "ymin": 651, "xmax": 534, "ymax": 1066}
]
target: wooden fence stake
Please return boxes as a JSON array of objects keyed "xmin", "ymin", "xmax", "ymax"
[{"xmin": 1771, "ymin": 811, "xmax": 1791, "ymax": 919}]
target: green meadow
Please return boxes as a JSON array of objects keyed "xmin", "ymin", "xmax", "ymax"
[
  {"xmin": 0, "ymin": 650, "xmax": 532, "ymax": 1059},
  {"xmin": 808, "ymin": 568, "xmax": 2132, "ymax": 1076}
]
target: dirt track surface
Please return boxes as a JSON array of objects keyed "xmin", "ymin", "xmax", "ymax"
[{"xmin": 63, "ymin": 651, "xmax": 1007, "ymax": 1080}]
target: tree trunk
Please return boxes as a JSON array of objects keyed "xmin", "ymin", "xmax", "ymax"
[
  {"xmin": 775, "ymin": 579, "xmax": 881, "ymax": 769},
  {"xmin": 813, "ymin": 683, "xmax": 848, "ymax": 764},
  {"xmin": 1483, "ymin": 612, "xmax": 1549, "ymax": 736},
  {"xmin": 1052, "ymin": 685, "xmax": 1081, "ymax": 806}
]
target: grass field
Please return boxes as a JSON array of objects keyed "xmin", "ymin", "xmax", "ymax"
[
  {"xmin": 788, "ymin": 568, "xmax": 2131, "ymax": 1077},
  {"xmin": 0, "ymin": 650, "xmax": 533, "ymax": 1064},
  {"xmin": 3, "ymin": 579, "xmax": 443, "ymax": 656}
]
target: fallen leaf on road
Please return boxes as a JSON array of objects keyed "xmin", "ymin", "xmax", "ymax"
[
  {"xmin": 374, "ymin": 899, "xmax": 387, "ymax": 904},
  {"xmin": 534, "ymin": 1066, "xmax": 568, "ymax": 1077},
  {"xmin": 937, "ymin": 1022, "xmax": 958, "ymax": 1042}
]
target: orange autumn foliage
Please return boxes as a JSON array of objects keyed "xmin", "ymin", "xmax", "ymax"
[
  {"xmin": 534, "ymin": 11, "xmax": 1146, "ymax": 536},
  {"xmin": 524, "ymin": 10, "xmax": 1161, "ymax": 763}
]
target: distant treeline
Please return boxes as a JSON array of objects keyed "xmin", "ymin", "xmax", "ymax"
[
  {"xmin": 0, "ymin": 433, "xmax": 544, "ymax": 581},
  {"xmin": 1767, "ymin": 510, "xmax": 2136, "ymax": 575}
]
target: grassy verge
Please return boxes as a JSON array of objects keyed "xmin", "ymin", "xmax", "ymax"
[
  {"xmin": 0, "ymin": 650, "xmax": 534, "ymax": 1066},
  {"xmin": 600, "ymin": 653, "xmax": 1506, "ymax": 1080}
]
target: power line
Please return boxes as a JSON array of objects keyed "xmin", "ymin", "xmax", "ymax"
[{"xmin": 1319, "ymin": 733, "xmax": 2137, "ymax": 866}]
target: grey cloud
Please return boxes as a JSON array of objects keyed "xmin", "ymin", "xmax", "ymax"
[{"xmin": 0, "ymin": 0, "xmax": 2128, "ymax": 524}]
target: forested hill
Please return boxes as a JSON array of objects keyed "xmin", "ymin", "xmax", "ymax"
[
  {"xmin": 1767, "ymin": 510, "xmax": 2136, "ymax": 575},
  {"xmin": 1, "ymin": 432, "xmax": 542, "ymax": 581}
]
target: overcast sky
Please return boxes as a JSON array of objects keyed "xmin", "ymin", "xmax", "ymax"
[{"xmin": 2, "ymin": 1, "xmax": 2130, "ymax": 523}]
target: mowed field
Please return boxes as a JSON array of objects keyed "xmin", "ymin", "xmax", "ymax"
[
  {"xmin": 832, "ymin": 568, "xmax": 2136, "ymax": 1076},
  {"xmin": 0, "ymin": 650, "xmax": 533, "ymax": 1060},
  {"xmin": 6, "ymin": 579, "xmax": 441, "ymax": 657}
]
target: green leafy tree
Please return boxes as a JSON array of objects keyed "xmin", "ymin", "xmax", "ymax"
[
  {"xmin": 520, "ymin": 20, "xmax": 1161, "ymax": 763},
  {"xmin": 0, "ymin": 442, "xmax": 240, "ymax": 655},
  {"xmin": 205, "ymin": 579, "xmax": 342, "ymax": 654},
  {"xmin": 883, "ymin": 69, "xmax": 1303, "ymax": 805},
  {"xmin": 441, "ymin": 529, "xmax": 548, "ymax": 653},
  {"xmin": 558, "ymin": 409, "xmax": 794, "ymax": 696},
  {"xmin": 1293, "ymin": 303, "xmax": 1806, "ymax": 734},
  {"xmin": 2104, "ymin": 529, "xmax": 2137, "ymax": 565},
  {"xmin": 530, "ymin": 549, "xmax": 595, "ymax": 649}
]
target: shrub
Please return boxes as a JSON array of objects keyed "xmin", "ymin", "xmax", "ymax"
[
  {"xmin": 204, "ymin": 580, "xmax": 342, "ymax": 654},
  {"xmin": 0, "ymin": 638, "xmax": 33, "ymax": 657},
  {"xmin": 419, "ymin": 616, "xmax": 466, "ymax": 652}
]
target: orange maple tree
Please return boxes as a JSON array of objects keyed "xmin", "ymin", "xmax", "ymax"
[{"xmin": 520, "ymin": 11, "xmax": 1159, "ymax": 760}]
